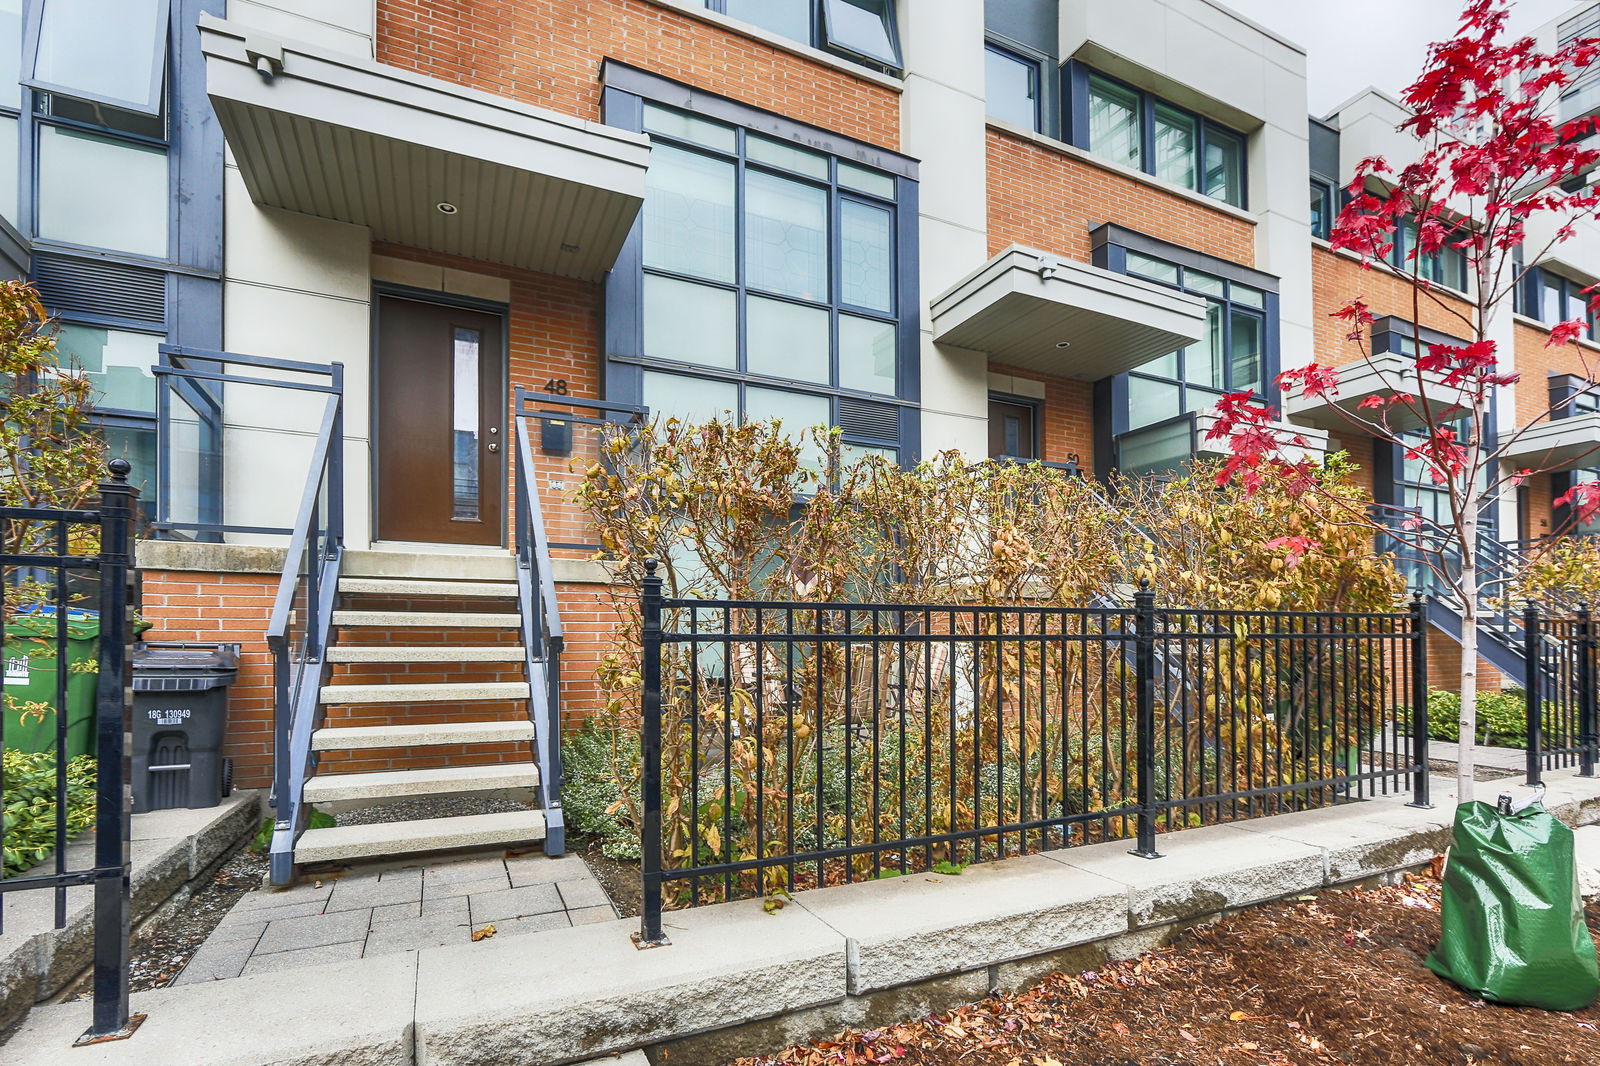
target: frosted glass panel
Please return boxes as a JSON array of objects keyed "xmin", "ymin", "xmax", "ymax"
[
  {"xmin": 725, "ymin": 0, "xmax": 810, "ymax": 43},
  {"xmin": 56, "ymin": 325, "xmax": 160, "ymax": 412},
  {"xmin": 840, "ymin": 200, "xmax": 892, "ymax": 312},
  {"xmin": 0, "ymin": 114, "xmax": 16, "ymax": 224},
  {"xmin": 838, "ymin": 314, "xmax": 895, "ymax": 395},
  {"xmin": 748, "ymin": 133, "xmax": 828, "ymax": 180},
  {"xmin": 452, "ymin": 327, "xmax": 481, "ymax": 520},
  {"xmin": 0, "ymin": 0, "xmax": 20, "ymax": 110},
  {"xmin": 745, "ymin": 170, "xmax": 827, "ymax": 301},
  {"xmin": 747, "ymin": 296, "xmax": 829, "ymax": 384},
  {"xmin": 643, "ymin": 275, "xmax": 736, "ymax": 369},
  {"xmin": 644, "ymin": 370, "xmax": 737, "ymax": 425},
  {"xmin": 644, "ymin": 145, "xmax": 736, "ymax": 282},
  {"xmin": 38, "ymin": 125, "xmax": 166, "ymax": 256}
]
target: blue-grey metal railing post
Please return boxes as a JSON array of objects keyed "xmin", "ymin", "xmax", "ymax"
[
  {"xmin": 639, "ymin": 559, "xmax": 669, "ymax": 944},
  {"xmin": 1408, "ymin": 591, "xmax": 1431, "ymax": 808},
  {"xmin": 1129, "ymin": 580, "xmax": 1161, "ymax": 859},
  {"xmin": 1580, "ymin": 603, "xmax": 1597, "ymax": 778},
  {"xmin": 1524, "ymin": 601, "xmax": 1543, "ymax": 786},
  {"xmin": 83, "ymin": 459, "xmax": 137, "ymax": 1041},
  {"xmin": 328, "ymin": 363, "xmax": 345, "ymax": 551}
]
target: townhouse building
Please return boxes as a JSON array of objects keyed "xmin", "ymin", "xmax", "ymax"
[{"xmin": 7, "ymin": 0, "xmax": 1599, "ymax": 877}]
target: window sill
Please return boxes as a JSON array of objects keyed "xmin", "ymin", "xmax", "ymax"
[
  {"xmin": 636, "ymin": 0, "xmax": 905, "ymax": 92},
  {"xmin": 1512, "ymin": 312, "xmax": 1600, "ymax": 355},
  {"xmin": 1310, "ymin": 238, "xmax": 1473, "ymax": 301},
  {"xmin": 986, "ymin": 118, "xmax": 1257, "ymax": 226}
]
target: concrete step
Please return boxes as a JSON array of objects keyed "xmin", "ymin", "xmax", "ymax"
[
  {"xmin": 295, "ymin": 809, "xmax": 546, "ymax": 864},
  {"xmin": 332, "ymin": 610, "xmax": 521, "ymax": 629},
  {"xmin": 311, "ymin": 720, "xmax": 535, "ymax": 751},
  {"xmin": 338, "ymin": 577, "xmax": 519, "ymax": 598},
  {"xmin": 320, "ymin": 681, "xmax": 532, "ymax": 705},
  {"xmin": 325, "ymin": 645, "xmax": 527, "ymax": 664},
  {"xmin": 303, "ymin": 763, "xmax": 540, "ymax": 804},
  {"xmin": 342, "ymin": 549, "xmax": 516, "ymax": 581}
]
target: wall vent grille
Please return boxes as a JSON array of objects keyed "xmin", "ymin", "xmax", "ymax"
[
  {"xmin": 33, "ymin": 253, "xmax": 166, "ymax": 324},
  {"xmin": 838, "ymin": 396, "xmax": 900, "ymax": 440}
]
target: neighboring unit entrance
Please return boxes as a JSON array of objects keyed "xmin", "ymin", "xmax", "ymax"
[
  {"xmin": 375, "ymin": 295, "xmax": 506, "ymax": 544},
  {"xmin": 988, "ymin": 397, "xmax": 1037, "ymax": 460}
]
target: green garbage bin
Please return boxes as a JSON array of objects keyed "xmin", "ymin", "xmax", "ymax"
[{"xmin": 2, "ymin": 607, "xmax": 100, "ymax": 758}]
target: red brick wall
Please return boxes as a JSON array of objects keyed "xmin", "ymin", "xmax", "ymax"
[
  {"xmin": 1311, "ymin": 247, "xmax": 1474, "ymax": 369},
  {"xmin": 377, "ymin": 0, "xmax": 900, "ymax": 148},
  {"xmin": 985, "ymin": 128, "xmax": 1257, "ymax": 266},
  {"xmin": 989, "ymin": 362, "xmax": 1095, "ymax": 467}
]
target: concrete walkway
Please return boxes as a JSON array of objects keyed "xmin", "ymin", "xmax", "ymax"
[
  {"xmin": 6, "ymin": 771, "xmax": 1600, "ymax": 1066},
  {"xmin": 177, "ymin": 852, "xmax": 616, "ymax": 983}
]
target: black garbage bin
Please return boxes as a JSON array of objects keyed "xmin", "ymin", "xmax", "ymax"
[{"xmin": 132, "ymin": 642, "xmax": 240, "ymax": 812}]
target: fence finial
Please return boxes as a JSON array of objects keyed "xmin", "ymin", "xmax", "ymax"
[
  {"xmin": 1411, "ymin": 588, "xmax": 1424, "ymax": 605},
  {"xmin": 1137, "ymin": 577, "xmax": 1150, "ymax": 590},
  {"xmin": 644, "ymin": 557, "xmax": 659, "ymax": 577},
  {"xmin": 106, "ymin": 458, "xmax": 131, "ymax": 483}
]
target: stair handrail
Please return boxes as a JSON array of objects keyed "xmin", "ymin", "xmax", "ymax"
[
  {"xmin": 514, "ymin": 412, "xmax": 567, "ymax": 855},
  {"xmin": 262, "ymin": 367, "xmax": 345, "ymax": 887}
]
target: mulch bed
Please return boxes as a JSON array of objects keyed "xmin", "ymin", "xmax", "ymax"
[
  {"xmin": 581, "ymin": 839, "xmax": 643, "ymax": 918},
  {"xmin": 734, "ymin": 872, "xmax": 1600, "ymax": 1066}
]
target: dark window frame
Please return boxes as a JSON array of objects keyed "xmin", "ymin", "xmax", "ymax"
[
  {"xmin": 1309, "ymin": 176, "xmax": 1336, "ymax": 240},
  {"xmin": 1520, "ymin": 264, "xmax": 1598, "ymax": 341},
  {"xmin": 1063, "ymin": 61, "xmax": 1249, "ymax": 209},
  {"xmin": 22, "ymin": 0, "xmax": 170, "ymax": 117},
  {"xmin": 600, "ymin": 64, "xmax": 921, "ymax": 464},
  {"xmin": 699, "ymin": 0, "xmax": 902, "ymax": 74},
  {"xmin": 984, "ymin": 37, "xmax": 1046, "ymax": 133}
]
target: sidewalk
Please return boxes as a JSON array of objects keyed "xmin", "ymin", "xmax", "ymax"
[
  {"xmin": 5, "ymin": 771, "xmax": 1598, "ymax": 1066},
  {"xmin": 175, "ymin": 851, "xmax": 616, "ymax": 983}
]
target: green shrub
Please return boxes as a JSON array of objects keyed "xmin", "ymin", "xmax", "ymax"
[
  {"xmin": 1421, "ymin": 688, "xmax": 1528, "ymax": 747},
  {"xmin": 2, "ymin": 748, "xmax": 95, "ymax": 877},
  {"xmin": 562, "ymin": 723, "xmax": 641, "ymax": 861},
  {"xmin": 250, "ymin": 809, "xmax": 335, "ymax": 854}
]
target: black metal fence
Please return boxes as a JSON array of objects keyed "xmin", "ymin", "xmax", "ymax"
[
  {"xmin": 1524, "ymin": 605, "xmax": 1598, "ymax": 781},
  {"xmin": 638, "ymin": 565, "xmax": 1430, "ymax": 943},
  {"xmin": 0, "ymin": 462, "xmax": 138, "ymax": 1041}
]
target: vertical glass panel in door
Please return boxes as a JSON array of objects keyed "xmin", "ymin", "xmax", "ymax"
[
  {"xmin": 839, "ymin": 199, "xmax": 893, "ymax": 312},
  {"xmin": 747, "ymin": 296, "xmax": 829, "ymax": 384},
  {"xmin": 745, "ymin": 170, "xmax": 828, "ymax": 301},
  {"xmin": 37, "ymin": 125, "xmax": 166, "ymax": 256},
  {"xmin": 1088, "ymin": 75, "xmax": 1141, "ymax": 170},
  {"xmin": 31, "ymin": 0, "xmax": 169, "ymax": 114},
  {"xmin": 1152, "ymin": 104, "xmax": 1197, "ymax": 189},
  {"xmin": 985, "ymin": 47, "xmax": 1039, "ymax": 130},
  {"xmin": 643, "ymin": 275, "xmax": 737, "ymax": 368},
  {"xmin": 1229, "ymin": 309, "xmax": 1264, "ymax": 393},
  {"xmin": 724, "ymin": 0, "xmax": 811, "ymax": 45},
  {"xmin": 452, "ymin": 328, "xmax": 481, "ymax": 521},
  {"xmin": 644, "ymin": 145, "xmax": 736, "ymax": 282}
]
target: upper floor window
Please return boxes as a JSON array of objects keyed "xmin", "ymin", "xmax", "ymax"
[
  {"xmin": 28, "ymin": 0, "xmax": 168, "ymax": 115},
  {"xmin": 701, "ymin": 0, "xmax": 901, "ymax": 72},
  {"xmin": 1385, "ymin": 217, "xmax": 1467, "ymax": 292},
  {"xmin": 1520, "ymin": 265, "xmax": 1596, "ymax": 341},
  {"xmin": 985, "ymin": 42, "xmax": 1041, "ymax": 132},
  {"xmin": 1309, "ymin": 178, "xmax": 1335, "ymax": 240},
  {"xmin": 1071, "ymin": 65, "xmax": 1248, "ymax": 209}
]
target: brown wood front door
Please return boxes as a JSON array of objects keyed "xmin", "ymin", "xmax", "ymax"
[{"xmin": 375, "ymin": 296, "xmax": 505, "ymax": 545}]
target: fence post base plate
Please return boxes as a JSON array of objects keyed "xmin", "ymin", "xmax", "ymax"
[
  {"xmin": 1404, "ymin": 801, "xmax": 1435, "ymax": 810},
  {"xmin": 632, "ymin": 931, "xmax": 671, "ymax": 950},
  {"xmin": 1126, "ymin": 847, "xmax": 1163, "ymax": 860},
  {"xmin": 74, "ymin": 1013, "xmax": 147, "ymax": 1047}
]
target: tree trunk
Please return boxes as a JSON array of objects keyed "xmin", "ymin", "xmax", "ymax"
[{"xmin": 1457, "ymin": 501, "xmax": 1478, "ymax": 805}]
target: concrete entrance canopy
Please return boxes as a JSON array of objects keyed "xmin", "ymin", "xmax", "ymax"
[
  {"xmin": 929, "ymin": 245, "xmax": 1209, "ymax": 380},
  {"xmin": 1499, "ymin": 410, "xmax": 1600, "ymax": 472},
  {"xmin": 1283, "ymin": 351, "xmax": 1467, "ymax": 432},
  {"xmin": 198, "ymin": 15, "xmax": 651, "ymax": 281}
]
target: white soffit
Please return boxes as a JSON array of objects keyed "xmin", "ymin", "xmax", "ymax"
[
  {"xmin": 929, "ymin": 246, "xmax": 1209, "ymax": 381},
  {"xmin": 1500, "ymin": 412, "xmax": 1600, "ymax": 472},
  {"xmin": 199, "ymin": 15, "xmax": 651, "ymax": 281}
]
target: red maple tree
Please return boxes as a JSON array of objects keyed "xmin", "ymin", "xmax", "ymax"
[{"xmin": 1210, "ymin": 0, "xmax": 1600, "ymax": 800}]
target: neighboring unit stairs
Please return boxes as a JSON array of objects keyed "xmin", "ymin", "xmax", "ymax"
[{"xmin": 293, "ymin": 549, "xmax": 552, "ymax": 868}]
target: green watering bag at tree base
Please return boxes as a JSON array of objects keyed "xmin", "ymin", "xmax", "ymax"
[{"xmin": 1425, "ymin": 801, "xmax": 1599, "ymax": 1011}]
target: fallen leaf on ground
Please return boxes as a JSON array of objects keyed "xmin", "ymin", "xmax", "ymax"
[{"xmin": 472, "ymin": 924, "xmax": 496, "ymax": 941}]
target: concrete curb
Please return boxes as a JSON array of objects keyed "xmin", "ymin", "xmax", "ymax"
[
  {"xmin": 0, "ymin": 792, "xmax": 260, "ymax": 1033},
  {"xmin": 6, "ymin": 772, "xmax": 1599, "ymax": 1066}
]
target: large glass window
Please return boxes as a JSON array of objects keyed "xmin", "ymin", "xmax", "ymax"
[
  {"xmin": 1074, "ymin": 66, "xmax": 1248, "ymax": 209},
  {"xmin": 1521, "ymin": 266, "xmax": 1595, "ymax": 341},
  {"xmin": 985, "ymin": 44, "xmax": 1041, "ymax": 131},
  {"xmin": 1118, "ymin": 249, "xmax": 1272, "ymax": 437},
  {"xmin": 37, "ymin": 124, "xmax": 166, "ymax": 256},
  {"xmin": 55, "ymin": 325, "xmax": 161, "ymax": 413},
  {"xmin": 29, "ymin": 0, "xmax": 169, "ymax": 114},
  {"xmin": 1378, "ymin": 215, "xmax": 1467, "ymax": 292},
  {"xmin": 624, "ymin": 98, "xmax": 909, "ymax": 462},
  {"xmin": 1309, "ymin": 179, "xmax": 1335, "ymax": 240},
  {"xmin": 699, "ymin": 0, "xmax": 901, "ymax": 71}
]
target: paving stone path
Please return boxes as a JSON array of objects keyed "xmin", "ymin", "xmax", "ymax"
[{"xmin": 174, "ymin": 852, "xmax": 616, "ymax": 984}]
